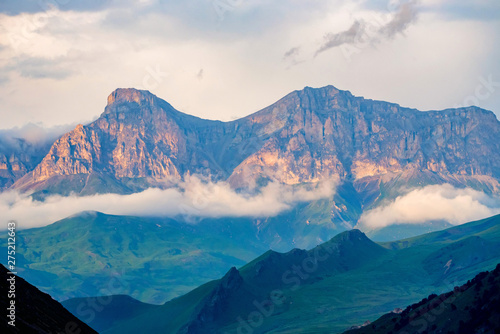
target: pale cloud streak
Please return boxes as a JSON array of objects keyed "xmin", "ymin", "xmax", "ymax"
[
  {"xmin": 315, "ymin": 20, "xmax": 365, "ymax": 56},
  {"xmin": 315, "ymin": 1, "xmax": 419, "ymax": 56},
  {"xmin": 380, "ymin": 1, "xmax": 419, "ymax": 38},
  {"xmin": 358, "ymin": 184, "xmax": 500, "ymax": 230},
  {"xmin": 0, "ymin": 176, "xmax": 337, "ymax": 229}
]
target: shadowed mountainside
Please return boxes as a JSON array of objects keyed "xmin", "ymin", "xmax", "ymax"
[
  {"xmin": 0, "ymin": 264, "xmax": 97, "ymax": 334},
  {"xmin": 61, "ymin": 214, "xmax": 500, "ymax": 333},
  {"xmin": 344, "ymin": 263, "xmax": 500, "ymax": 334}
]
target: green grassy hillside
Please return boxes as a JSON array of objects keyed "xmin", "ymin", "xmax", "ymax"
[
  {"xmin": 6, "ymin": 212, "xmax": 267, "ymax": 303},
  {"xmin": 62, "ymin": 295, "xmax": 159, "ymax": 333},
  {"xmin": 2, "ymin": 190, "xmax": 362, "ymax": 305},
  {"xmin": 80, "ymin": 214, "xmax": 500, "ymax": 334},
  {"xmin": 345, "ymin": 263, "xmax": 500, "ymax": 334}
]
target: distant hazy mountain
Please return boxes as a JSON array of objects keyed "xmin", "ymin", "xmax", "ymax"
[
  {"xmin": 0, "ymin": 138, "xmax": 41, "ymax": 190},
  {"xmin": 12, "ymin": 86, "xmax": 500, "ymax": 203},
  {"xmin": 0, "ymin": 264, "xmax": 97, "ymax": 334},
  {"xmin": 0, "ymin": 124, "xmax": 67, "ymax": 189},
  {"xmin": 62, "ymin": 214, "xmax": 500, "ymax": 334},
  {"xmin": 345, "ymin": 263, "xmax": 500, "ymax": 334}
]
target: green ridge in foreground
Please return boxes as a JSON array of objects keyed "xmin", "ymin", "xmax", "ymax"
[
  {"xmin": 345, "ymin": 263, "xmax": 500, "ymax": 334},
  {"xmin": 68, "ymin": 214, "xmax": 500, "ymax": 334},
  {"xmin": 0, "ymin": 264, "xmax": 97, "ymax": 334}
]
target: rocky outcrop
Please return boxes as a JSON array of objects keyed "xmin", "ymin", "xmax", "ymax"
[{"xmin": 12, "ymin": 86, "xmax": 500, "ymax": 198}]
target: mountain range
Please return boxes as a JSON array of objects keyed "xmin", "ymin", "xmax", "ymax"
[
  {"xmin": 7, "ymin": 85, "xmax": 500, "ymax": 205},
  {"xmin": 2, "ymin": 85, "xmax": 500, "ymax": 333},
  {"xmin": 58, "ymin": 214, "xmax": 500, "ymax": 333},
  {"xmin": 1, "ymin": 85, "xmax": 499, "ymax": 248},
  {"xmin": 0, "ymin": 126, "xmax": 58, "ymax": 190}
]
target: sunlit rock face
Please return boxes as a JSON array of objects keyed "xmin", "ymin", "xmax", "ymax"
[
  {"xmin": 21, "ymin": 88, "xmax": 225, "ymax": 191},
  {"xmin": 227, "ymin": 86, "xmax": 500, "ymax": 193},
  {"xmin": 11, "ymin": 86, "xmax": 500, "ymax": 196}
]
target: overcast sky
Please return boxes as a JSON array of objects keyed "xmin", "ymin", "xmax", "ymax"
[{"xmin": 0, "ymin": 0, "xmax": 499, "ymax": 129}]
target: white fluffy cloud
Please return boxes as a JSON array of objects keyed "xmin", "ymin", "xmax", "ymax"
[
  {"xmin": 0, "ymin": 176, "xmax": 337, "ymax": 229},
  {"xmin": 358, "ymin": 184, "xmax": 500, "ymax": 230}
]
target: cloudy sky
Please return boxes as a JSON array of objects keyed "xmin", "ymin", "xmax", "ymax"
[{"xmin": 0, "ymin": 0, "xmax": 499, "ymax": 129}]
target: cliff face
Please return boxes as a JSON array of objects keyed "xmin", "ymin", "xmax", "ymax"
[
  {"xmin": 228, "ymin": 86, "xmax": 500, "ymax": 190},
  {"xmin": 11, "ymin": 86, "xmax": 500, "ymax": 198},
  {"xmin": 16, "ymin": 89, "xmax": 233, "ymax": 193}
]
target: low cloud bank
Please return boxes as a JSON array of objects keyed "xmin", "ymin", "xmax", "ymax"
[
  {"xmin": 0, "ymin": 176, "xmax": 337, "ymax": 229},
  {"xmin": 358, "ymin": 184, "xmax": 500, "ymax": 230},
  {"xmin": 0, "ymin": 123, "xmax": 77, "ymax": 152}
]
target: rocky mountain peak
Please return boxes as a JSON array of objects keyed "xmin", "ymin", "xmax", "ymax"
[
  {"xmin": 340, "ymin": 228, "xmax": 368, "ymax": 240},
  {"xmin": 106, "ymin": 88, "xmax": 155, "ymax": 107},
  {"xmin": 321, "ymin": 229, "xmax": 372, "ymax": 249},
  {"xmin": 219, "ymin": 267, "xmax": 243, "ymax": 290}
]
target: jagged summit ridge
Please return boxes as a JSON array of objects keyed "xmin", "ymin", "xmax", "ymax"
[
  {"xmin": 106, "ymin": 88, "xmax": 155, "ymax": 106},
  {"xmin": 10, "ymin": 85, "xmax": 500, "ymax": 199}
]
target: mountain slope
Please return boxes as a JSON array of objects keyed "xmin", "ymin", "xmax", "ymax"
[
  {"xmin": 0, "ymin": 139, "xmax": 43, "ymax": 190},
  {"xmin": 91, "ymin": 214, "xmax": 500, "ymax": 334},
  {"xmin": 228, "ymin": 86, "xmax": 500, "ymax": 194},
  {"xmin": 12, "ymin": 86, "xmax": 500, "ymax": 205},
  {"xmin": 13, "ymin": 89, "xmax": 232, "ymax": 195},
  {"xmin": 0, "ymin": 131, "xmax": 56, "ymax": 190},
  {"xmin": 4, "ymin": 211, "xmax": 268, "ymax": 304},
  {"xmin": 62, "ymin": 295, "xmax": 159, "ymax": 333},
  {"xmin": 0, "ymin": 264, "xmax": 97, "ymax": 334},
  {"xmin": 344, "ymin": 263, "xmax": 500, "ymax": 334},
  {"xmin": 2, "ymin": 203, "xmax": 366, "ymax": 306},
  {"xmin": 4, "ymin": 205, "xmax": 361, "ymax": 305},
  {"xmin": 101, "ymin": 229, "xmax": 388, "ymax": 334}
]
